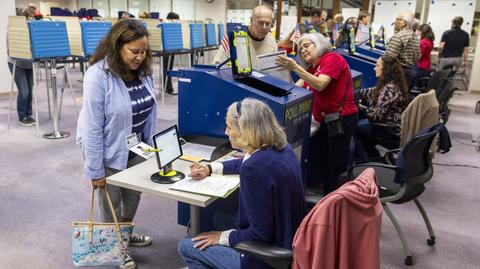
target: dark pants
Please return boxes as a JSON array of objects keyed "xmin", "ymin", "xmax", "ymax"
[
  {"xmin": 355, "ymin": 119, "xmax": 399, "ymax": 162},
  {"xmin": 403, "ymin": 66, "xmax": 418, "ymax": 90},
  {"xmin": 8, "ymin": 63, "xmax": 34, "ymax": 120},
  {"xmin": 163, "ymin": 55, "xmax": 175, "ymax": 92},
  {"xmin": 414, "ymin": 67, "xmax": 430, "ymax": 88},
  {"xmin": 308, "ymin": 113, "xmax": 358, "ymax": 195}
]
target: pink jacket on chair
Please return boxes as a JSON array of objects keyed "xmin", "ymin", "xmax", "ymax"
[{"xmin": 292, "ymin": 168, "xmax": 382, "ymax": 269}]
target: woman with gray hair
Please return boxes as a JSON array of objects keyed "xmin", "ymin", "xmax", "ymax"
[
  {"xmin": 276, "ymin": 32, "xmax": 358, "ymax": 194},
  {"xmin": 178, "ymin": 98, "xmax": 306, "ymax": 269}
]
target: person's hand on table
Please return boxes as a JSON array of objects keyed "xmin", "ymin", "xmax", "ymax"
[
  {"xmin": 192, "ymin": 231, "xmax": 222, "ymax": 250},
  {"xmin": 188, "ymin": 162, "xmax": 210, "ymax": 180},
  {"xmin": 276, "ymin": 55, "xmax": 299, "ymax": 71},
  {"xmin": 91, "ymin": 177, "xmax": 106, "ymax": 189}
]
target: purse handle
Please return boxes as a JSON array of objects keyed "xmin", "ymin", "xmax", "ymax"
[
  {"xmin": 337, "ymin": 66, "xmax": 352, "ymax": 113},
  {"xmin": 88, "ymin": 187, "xmax": 122, "ymax": 243}
]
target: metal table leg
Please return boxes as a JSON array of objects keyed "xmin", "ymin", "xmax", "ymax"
[
  {"xmin": 43, "ymin": 59, "xmax": 70, "ymax": 139},
  {"xmin": 33, "ymin": 62, "xmax": 40, "ymax": 136},
  {"xmin": 7, "ymin": 59, "xmax": 16, "ymax": 129},
  {"xmin": 190, "ymin": 204, "xmax": 201, "ymax": 236},
  {"xmin": 44, "ymin": 61, "xmax": 52, "ymax": 120}
]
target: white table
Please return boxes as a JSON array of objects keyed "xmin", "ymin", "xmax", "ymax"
[{"xmin": 107, "ymin": 157, "xmax": 220, "ymax": 235}]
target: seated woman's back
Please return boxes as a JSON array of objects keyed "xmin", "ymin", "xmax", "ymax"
[{"xmin": 233, "ymin": 144, "xmax": 305, "ymax": 248}]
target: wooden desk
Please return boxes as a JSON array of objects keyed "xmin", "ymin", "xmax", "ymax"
[{"xmin": 107, "ymin": 157, "xmax": 218, "ymax": 235}]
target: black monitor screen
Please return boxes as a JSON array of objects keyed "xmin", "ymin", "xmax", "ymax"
[{"xmin": 152, "ymin": 125, "xmax": 183, "ymax": 169}]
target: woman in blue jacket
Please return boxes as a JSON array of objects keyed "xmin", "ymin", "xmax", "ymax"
[
  {"xmin": 178, "ymin": 98, "xmax": 306, "ymax": 269},
  {"xmin": 76, "ymin": 19, "xmax": 156, "ymax": 269}
]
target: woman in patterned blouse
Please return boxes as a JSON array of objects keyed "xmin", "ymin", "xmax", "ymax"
[{"xmin": 356, "ymin": 54, "xmax": 409, "ymax": 161}]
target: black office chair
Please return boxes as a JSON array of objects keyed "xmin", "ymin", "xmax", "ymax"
[
  {"xmin": 234, "ymin": 241, "xmax": 293, "ymax": 269},
  {"xmin": 411, "ymin": 69, "xmax": 451, "ymax": 96},
  {"xmin": 436, "ymin": 79, "xmax": 459, "ymax": 124},
  {"xmin": 343, "ymin": 129, "xmax": 439, "ymax": 266}
]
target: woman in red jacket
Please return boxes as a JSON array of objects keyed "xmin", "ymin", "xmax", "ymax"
[
  {"xmin": 415, "ymin": 24, "xmax": 434, "ymax": 87},
  {"xmin": 276, "ymin": 32, "xmax": 358, "ymax": 195}
]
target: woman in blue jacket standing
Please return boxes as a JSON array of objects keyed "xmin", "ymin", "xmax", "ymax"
[
  {"xmin": 178, "ymin": 98, "xmax": 306, "ymax": 269},
  {"xmin": 76, "ymin": 19, "xmax": 156, "ymax": 269}
]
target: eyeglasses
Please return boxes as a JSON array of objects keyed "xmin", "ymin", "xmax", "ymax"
[
  {"xmin": 299, "ymin": 42, "xmax": 314, "ymax": 51},
  {"xmin": 254, "ymin": 20, "xmax": 272, "ymax": 28}
]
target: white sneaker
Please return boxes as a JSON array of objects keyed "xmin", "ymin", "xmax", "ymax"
[
  {"xmin": 119, "ymin": 254, "xmax": 136, "ymax": 269},
  {"xmin": 129, "ymin": 232, "xmax": 152, "ymax": 247}
]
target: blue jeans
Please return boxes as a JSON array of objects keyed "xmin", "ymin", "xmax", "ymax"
[
  {"xmin": 8, "ymin": 63, "xmax": 33, "ymax": 120},
  {"xmin": 178, "ymin": 211, "xmax": 240, "ymax": 269}
]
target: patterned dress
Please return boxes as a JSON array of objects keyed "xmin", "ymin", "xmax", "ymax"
[{"xmin": 359, "ymin": 82, "xmax": 408, "ymax": 131}]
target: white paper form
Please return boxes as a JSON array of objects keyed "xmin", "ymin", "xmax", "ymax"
[
  {"xmin": 181, "ymin": 142, "xmax": 217, "ymax": 161},
  {"xmin": 256, "ymin": 50, "xmax": 292, "ymax": 83},
  {"xmin": 170, "ymin": 175, "xmax": 240, "ymax": 197}
]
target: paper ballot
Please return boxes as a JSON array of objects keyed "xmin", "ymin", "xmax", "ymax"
[
  {"xmin": 170, "ymin": 175, "xmax": 239, "ymax": 198},
  {"xmin": 256, "ymin": 50, "xmax": 292, "ymax": 83}
]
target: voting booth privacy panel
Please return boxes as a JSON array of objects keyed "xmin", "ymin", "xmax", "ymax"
[
  {"xmin": 427, "ymin": 0, "xmax": 476, "ymax": 47},
  {"xmin": 28, "ymin": 21, "xmax": 71, "ymax": 59},
  {"xmin": 161, "ymin": 22, "xmax": 184, "ymax": 51},
  {"xmin": 7, "ymin": 16, "xmax": 32, "ymax": 60},
  {"xmin": 373, "ymin": 0, "xmax": 417, "ymax": 42},
  {"xmin": 49, "ymin": 16, "xmax": 83, "ymax": 57},
  {"xmin": 80, "ymin": 21, "xmax": 112, "ymax": 56}
]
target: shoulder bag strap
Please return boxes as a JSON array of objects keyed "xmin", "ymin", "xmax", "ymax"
[
  {"xmin": 337, "ymin": 67, "xmax": 352, "ymax": 113},
  {"xmin": 88, "ymin": 187, "xmax": 122, "ymax": 243}
]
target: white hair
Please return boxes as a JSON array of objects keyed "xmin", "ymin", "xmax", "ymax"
[
  {"xmin": 227, "ymin": 98, "xmax": 287, "ymax": 152},
  {"xmin": 397, "ymin": 11, "xmax": 415, "ymax": 29},
  {"xmin": 297, "ymin": 33, "xmax": 332, "ymax": 68}
]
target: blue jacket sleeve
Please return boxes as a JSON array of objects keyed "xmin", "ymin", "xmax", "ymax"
[
  {"xmin": 228, "ymin": 166, "xmax": 275, "ymax": 246},
  {"xmin": 221, "ymin": 158, "xmax": 243, "ymax": 174},
  {"xmin": 79, "ymin": 68, "xmax": 107, "ymax": 180}
]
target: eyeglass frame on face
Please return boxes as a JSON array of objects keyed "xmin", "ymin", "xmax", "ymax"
[
  {"xmin": 253, "ymin": 19, "xmax": 272, "ymax": 29},
  {"xmin": 299, "ymin": 42, "xmax": 314, "ymax": 52}
]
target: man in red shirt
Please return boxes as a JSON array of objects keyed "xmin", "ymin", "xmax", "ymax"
[{"xmin": 277, "ymin": 32, "xmax": 358, "ymax": 194}]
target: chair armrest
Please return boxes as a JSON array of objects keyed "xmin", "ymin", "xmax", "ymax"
[
  {"xmin": 370, "ymin": 122, "xmax": 396, "ymax": 129},
  {"xmin": 234, "ymin": 240, "xmax": 293, "ymax": 269},
  {"xmin": 351, "ymin": 162, "xmax": 396, "ymax": 170},
  {"xmin": 370, "ymin": 122, "xmax": 400, "ymax": 137},
  {"xmin": 383, "ymin": 148, "xmax": 401, "ymax": 165}
]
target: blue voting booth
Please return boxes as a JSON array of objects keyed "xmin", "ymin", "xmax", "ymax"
[
  {"xmin": 189, "ymin": 23, "xmax": 204, "ymax": 49},
  {"xmin": 28, "ymin": 21, "xmax": 70, "ymax": 59},
  {"xmin": 80, "ymin": 21, "xmax": 111, "ymax": 56},
  {"xmin": 171, "ymin": 66, "xmax": 314, "ymax": 231},
  {"xmin": 170, "ymin": 24, "xmax": 314, "ymax": 231},
  {"xmin": 161, "ymin": 22, "xmax": 183, "ymax": 51},
  {"xmin": 205, "ymin": 23, "xmax": 217, "ymax": 46},
  {"xmin": 218, "ymin": 23, "xmax": 224, "ymax": 44},
  {"xmin": 28, "ymin": 20, "xmax": 72, "ymax": 139}
]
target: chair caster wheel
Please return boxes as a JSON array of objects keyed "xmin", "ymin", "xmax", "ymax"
[
  {"xmin": 405, "ymin": 256, "xmax": 413, "ymax": 266},
  {"xmin": 427, "ymin": 236, "xmax": 436, "ymax": 246}
]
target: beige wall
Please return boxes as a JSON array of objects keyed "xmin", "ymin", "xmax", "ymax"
[
  {"xmin": 468, "ymin": 38, "xmax": 480, "ymax": 93},
  {"xmin": 15, "ymin": 0, "xmax": 77, "ymax": 12},
  {"xmin": 196, "ymin": 0, "xmax": 226, "ymax": 23}
]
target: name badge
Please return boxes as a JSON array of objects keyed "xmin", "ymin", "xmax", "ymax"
[{"xmin": 126, "ymin": 133, "xmax": 155, "ymax": 159}]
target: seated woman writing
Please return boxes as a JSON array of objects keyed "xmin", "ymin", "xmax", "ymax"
[
  {"xmin": 178, "ymin": 98, "xmax": 306, "ymax": 269},
  {"xmin": 356, "ymin": 54, "xmax": 410, "ymax": 161}
]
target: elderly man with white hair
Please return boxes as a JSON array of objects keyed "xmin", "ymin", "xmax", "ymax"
[
  {"xmin": 212, "ymin": 5, "xmax": 277, "ymax": 68},
  {"xmin": 385, "ymin": 11, "xmax": 420, "ymax": 89}
]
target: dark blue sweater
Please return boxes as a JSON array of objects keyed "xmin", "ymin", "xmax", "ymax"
[{"xmin": 222, "ymin": 144, "xmax": 306, "ymax": 269}]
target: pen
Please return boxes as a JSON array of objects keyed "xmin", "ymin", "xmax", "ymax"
[{"xmin": 138, "ymin": 146, "xmax": 162, "ymax": 152}]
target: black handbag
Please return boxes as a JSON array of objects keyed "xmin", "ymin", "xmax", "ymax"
[{"xmin": 324, "ymin": 73, "xmax": 351, "ymax": 139}]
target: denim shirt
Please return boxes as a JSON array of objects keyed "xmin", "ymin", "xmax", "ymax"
[{"xmin": 76, "ymin": 59, "xmax": 157, "ymax": 180}]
